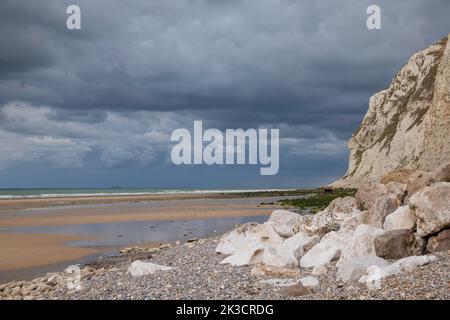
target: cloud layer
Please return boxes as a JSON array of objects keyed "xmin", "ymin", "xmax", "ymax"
[{"xmin": 0, "ymin": 0, "xmax": 449, "ymax": 187}]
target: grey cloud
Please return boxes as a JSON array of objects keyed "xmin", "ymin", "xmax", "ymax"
[
  {"xmin": 0, "ymin": 0, "xmax": 449, "ymax": 186},
  {"xmin": 1, "ymin": 1, "xmax": 449, "ymax": 125}
]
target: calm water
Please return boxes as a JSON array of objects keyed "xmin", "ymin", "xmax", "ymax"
[{"xmin": 2, "ymin": 215, "xmax": 269, "ymax": 248}]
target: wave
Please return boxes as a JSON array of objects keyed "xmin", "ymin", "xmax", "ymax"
[{"xmin": 0, "ymin": 188, "xmax": 295, "ymax": 199}]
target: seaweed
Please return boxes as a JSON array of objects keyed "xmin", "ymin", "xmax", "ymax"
[{"xmin": 277, "ymin": 188, "xmax": 357, "ymax": 213}]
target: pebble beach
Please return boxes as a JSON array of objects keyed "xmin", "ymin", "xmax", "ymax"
[{"xmin": 1, "ymin": 237, "xmax": 448, "ymax": 300}]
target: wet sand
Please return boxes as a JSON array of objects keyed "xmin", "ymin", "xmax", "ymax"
[
  {"xmin": 0, "ymin": 189, "xmax": 308, "ymax": 211},
  {"xmin": 0, "ymin": 194, "xmax": 291, "ymax": 279},
  {"xmin": 0, "ymin": 201, "xmax": 276, "ymax": 228},
  {"xmin": 0, "ymin": 233, "xmax": 99, "ymax": 272},
  {"xmin": 0, "ymin": 193, "xmax": 226, "ymax": 211}
]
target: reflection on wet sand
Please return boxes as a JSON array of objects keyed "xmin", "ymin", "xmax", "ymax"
[{"xmin": 0, "ymin": 195, "xmax": 290, "ymax": 282}]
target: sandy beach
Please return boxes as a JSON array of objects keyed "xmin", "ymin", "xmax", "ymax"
[
  {"xmin": 0, "ymin": 233, "xmax": 99, "ymax": 272},
  {"xmin": 0, "ymin": 202, "xmax": 275, "ymax": 228},
  {"xmin": 0, "ymin": 192, "xmax": 292, "ymax": 280}
]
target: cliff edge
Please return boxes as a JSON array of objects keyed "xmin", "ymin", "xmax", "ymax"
[{"xmin": 333, "ymin": 34, "xmax": 450, "ymax": 188}]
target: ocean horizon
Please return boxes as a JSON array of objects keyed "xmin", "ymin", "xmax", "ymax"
[{"xmin": 0, "ymin": 187, "xmax": 297, "ymax": 199}]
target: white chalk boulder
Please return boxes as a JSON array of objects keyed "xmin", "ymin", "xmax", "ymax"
[
  {"xmin": 337, "ymin": 224, "xmax": 384, "ymax": 266},
  {"xmin": 219, "ymin": 222, "xmax": 283, "ymax": 266},
  {"xmin": 268, "ymin": 210, "xmax": 303, "ymax": 238},
  {"xmin": 340, "ymin": 209, "xmax": 365, "ymax": 232},
  {"xmin": 409, "ymin": 182, "xmax": 450, "ymax": 237},
  {"xmin": 364, "ymin": 194, "xmax": 399, "ymax": 228},
  {"xmin": 299, "ymin": 276, "xmax": 320, "ymax": 290},
  {"xmin": 262, "ymin": 232, "xmax": 319, "ymax": 268},
  {"xmin": 216, "ymin": 222, "xmax": 257, "ymax": 255},
  {"xmin": 300, "ymin": 231, "xmax": 353, "ymax": 268},
  {"xmin": 359, "ymin": 255, "xmax": 437, "ymax": 283},
  {"xmin": 327, "ymin": 196, "xmax": 358, "ymax": 224},
  {"xmin": 127, "ymin": 260, "xmax": 173, "ymax": 277},
  {"xmin": 337, "ymin": 255, "xmax": 388, "ymax": 282},
  {"xmin": 383, "ymin": 205, "xmax": 416, "ymax": 231}
]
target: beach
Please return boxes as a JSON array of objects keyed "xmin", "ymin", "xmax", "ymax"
[
  {"xmin": 0, "ymin": 190, "xmax": 304, "ymax": 282},
  {"xmin": 1, "ymin": 187, "xmax": 448, "ymax": 301},
  {"xmin": 0, "ymin": 233, "xmax": 99, "ymax": 272}
]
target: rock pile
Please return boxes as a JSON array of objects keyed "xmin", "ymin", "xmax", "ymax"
[{"xmin": 216, "ymin": 164, "xmax": 450, "ymax": 295}]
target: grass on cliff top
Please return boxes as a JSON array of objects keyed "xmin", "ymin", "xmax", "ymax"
[{"xmin": 277, "ymin": 188, "xmax": 357, "ymax": 214}]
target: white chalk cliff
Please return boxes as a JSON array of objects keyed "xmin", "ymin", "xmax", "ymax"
[{"xmin": 334, "ymin": 34, "xmax": 450, "ymax": 188}]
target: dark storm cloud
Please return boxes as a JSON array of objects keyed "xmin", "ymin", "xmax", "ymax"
[
  {"xmin": 0, "ymin": 0, "xmax": 449, "ymax": 186},
  {"xmin": 1, "ymin": 0, "xmax": 449, "ymax": 127}
]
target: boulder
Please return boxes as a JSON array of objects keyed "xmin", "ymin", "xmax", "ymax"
[
  {"xmin": 299, "ymin": 276, "xmax": 320, "ymax": 290},
  {"xmin": 383, "ymin": 206, "xmax": 416, "ymax": 231},
  {"xmin": 405, "ymin": 171, "xmax": 435, "ymax": 202},
  {"xmin": 409, "ymin": 182, "xmax": 450, "ymax": 237},
  {"xmin": 374, "ymin": 229, "xmax": 423, "ymax": 259},
  {"xmin": 215, "ymin": 222, "xmax": 257, "ymax": 255},
  {"xmin": 219, "ymin": 222, "xmax": 283, "ymax": 266},
  {"xmin": 300, "ymin": 234, "xmax": 321, "ymax": 254},
  {"xmin": 268, "ymin": 210, "xmax": 303, "ymax": 238},
  {"xmin": 385, "ymin": 182, "xmax": 407, "ymax": 203},
  {"xmin": 220, "ymin": 239, "xmax": 264, "ymax": 266},
  {"xmin": 300, "ymin": 231, "xmax": 352, "ymax": 268},
  {"xmin": 337, "ymin": 255, "xmax": 388, "ymax": 282},
  {"xmin": 299, "ymin": 197, "xmax": 358, "ymax": 237},
  {"xmin": 426, "ymin": 229, "xmax": 450, "ymax": 253},
  {"xmin": 262, "ymin": 245, "xmax": 298, "ymax": 268},
  {"xmin": 127, "ymin": 261, "xmax": 173, "ymax": 277},
  {"xmin": 340, "ymin": 209, "xmax": 365, "ymax": 232},
  {"xmin": 327, "ymin": 196, "xmax": 358, "ymax": 224},
  {"xmin": 364, "ymin": 194, "xmax": 399, "ymax": 228},
  {"xmin": 355, "ymin": 184, "xmax": 389, "ymax": 210},
  {"xmin": 262, "ymin": 232, "xmax": 319, "ymax": 268},
  {"xmin": 337, "ymin": 224, "xmax": 384, "ymax": 266},
  {"xmin": 359, "ymin": 255, "xmax": 437, "ymax": 283},
  {"xmin": 250, "ymin": 265, "xmax": 300, "ymax": 278},
  {"xmin": 282, "ymin": 232, "xmax": 320, "ymax": 259},
  {"xmin": 300, "ymin": 210, "xmax": 339, "ymax": 237}
]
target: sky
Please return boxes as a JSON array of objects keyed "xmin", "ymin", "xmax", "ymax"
[{"xmin": 0, "ymin": 0, "xmax": 449, "ymax": 189}]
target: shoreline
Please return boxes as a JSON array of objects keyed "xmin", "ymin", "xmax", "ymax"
[
  {"xmin": 0, "ymin": 188, "xmax": 319, "ymax": 211},
  {"xmin": 0, "ymin": 199, "xmax": 283, "ymax": 229}
]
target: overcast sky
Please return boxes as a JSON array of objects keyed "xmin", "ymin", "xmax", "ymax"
[{"xmin": 0, "ymin": 0, "xmax": 449, "ymax": 188}]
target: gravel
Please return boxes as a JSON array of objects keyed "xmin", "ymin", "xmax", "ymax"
[{"xmin": 1, "ymin": 238, "xmax": 449, "ymax": 300}]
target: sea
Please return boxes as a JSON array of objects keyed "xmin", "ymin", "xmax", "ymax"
[{"xmin": 0, "ymin": 188, "xmax": 293, "ymax": 199}]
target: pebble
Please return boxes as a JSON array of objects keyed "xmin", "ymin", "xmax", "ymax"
[
  {"xmin": 311, "ymin": 265, "xmax": 328, "ymax": 276},
  {"xmin": 279, "ymin": 284, "xmax": 311, "ymax": 297},
  {"xmin": 0, "ymin": 239, "xmax": 449, "ymax": 300}
]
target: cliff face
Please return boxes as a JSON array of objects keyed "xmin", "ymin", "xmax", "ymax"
[{"xmin": 334, "ymin": 34, "xmax": 450, "ymax": 188}]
